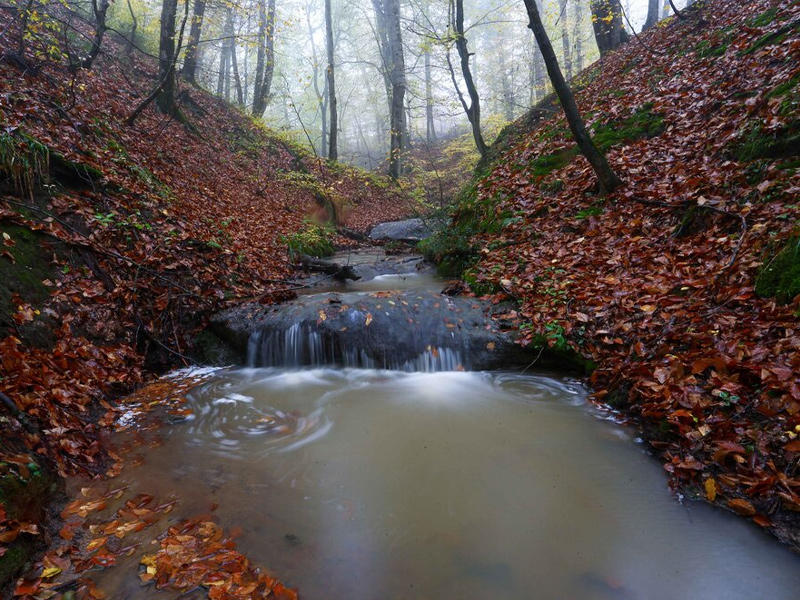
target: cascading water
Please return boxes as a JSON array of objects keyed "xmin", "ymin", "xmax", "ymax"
[{"xmin": 246, "ymin": 322, "xmax": 470, "ymax": 372}]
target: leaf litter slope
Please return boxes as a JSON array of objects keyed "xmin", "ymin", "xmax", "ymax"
[
  {"xmin": 0, "ymin": 11, "xmax": 409, "ymax": 598},
  {"xmin": 467, "ymin": 0, "xmax": 800, "ymax": 544}
]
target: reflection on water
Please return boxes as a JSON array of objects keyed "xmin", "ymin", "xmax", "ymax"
[{"xmin": 96, "ymin": 368, "xmax": 800, "ymax": 600}]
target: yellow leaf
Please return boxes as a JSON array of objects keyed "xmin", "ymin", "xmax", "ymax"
[
  {"xmin": 365, "ymin": 313, "xmax": 372, "ymax": 326},
  {"xmin": 318, "ymin": 309, "xmax": 327, "ymax": 321},
  {"xmin": 486, "ymin": 342, "xmax": 496, "ymax": 351},
  {"xmin": 87, "ymin": 537, "xmax": 107, "ymax": 551},
  {"xmin": 704, "ymin": 478, "xmax": 717, "ymax": 502},
  {"xmin": 42, "ymin": 567, "xmax": 61, "ymax": 579},
  {"xmin": 140, "ymin": 554, "xmax": 157, "ymax": 568}
]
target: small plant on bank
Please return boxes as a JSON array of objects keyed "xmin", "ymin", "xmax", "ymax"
[{"xmin": 282, "ymin": 221, "xmax": 336, "ymax": 259}]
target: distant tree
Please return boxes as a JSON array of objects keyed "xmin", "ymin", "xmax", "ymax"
[
  {"xmin": 522, "ymin": 0, "xmax": 621, "ymax": 194},
  {"xmin": 181, "ymin": 0, "xmax": 206, "ymax": 85},
  {"xmin": 252, "ymin": 0, "xmax": 276, "ymax": 118},
  {"xmin": 126, "ymin": 0, "xmax": 188, "ymax": 124},
  {"xmin": 447, "ymin": 0, "xmax": 487, "ymax": 158},
  {"xmin": 590, "ymin": 0, "xmax": 629, "ymax": 56},
  {"xmin": 324, "ymin": 0, "xmax": 338, "ymax": 160},
  {"xmin": 155, "ymin": 0, "xmax": 182, "ymax": 115},
  {"xmin": 80, "ymin": 0, "xmax": 110, "ymax": 69},
  {"xmin": 372, "ymin": 0, "xmax": 406, "ymax": 179},
  {"xmin": 643, "ymin": 0, "xmax": 660, "ymax": 30}
]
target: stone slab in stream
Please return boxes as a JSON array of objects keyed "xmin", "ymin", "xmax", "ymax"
[
  {"xmin": 368, "ymin": 218, "xmax": 433, "ymax": 242},
  {"xmin": 209, "ymin": 290, "xmax": 540, "ymax": 371}
]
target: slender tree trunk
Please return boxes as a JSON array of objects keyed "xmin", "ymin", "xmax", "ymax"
[
  {"xmin": 532, "ymin": 42, "xmax": 545, "ymax": 101},
  {"xmin": 590, "ymin": 0, "xmax": 629, "ymax": 56},
  {"xmin": 325, "ymin": 0, "xmax": 338, "ymax": 161},
  {"xmin": 643, "ymin": 0, "xmax": 659, "ymax": 29},
  {"xmin": 306, "ymin": 6, "xmax": 327, "ymax": 156},
  {"xmin": 181, "ymin": 0, "xmax": 205, "ymax": 85},
  {"xmin": 80, "ymin": 0, "xmax": 110, "ymax": 69},
  {"xmin": 451, "ymin": 0, "xmax": 487, "ymax": 158},
  {"xmin": 231, "ymin": 38, "xmax": 244, "ymax": 106},
  {"xmin": 384, "ymin": 0, "xmax": 405, "ymax": 179},
  {"xmin": 573, "ymin": 0, "xmax": 583, "ymax": 72},
  {"xmin": 559, "ymin": 0, "xmax": 572, "ymax": 79},
  {"xmin": 125, "ymin": 0, "xmax": 138, "ymax": 54},
  {"xmin": 425, "ymin": 49, "xmax": 436, "ymax": 143},
  {"xmin": 252, "ymin": 0, "xmax": 276, "ymax": 117},
  {"xmin": 522, "ymin": 0, "xmax": 621, "ymax": 194},
  {"xmin": 156, "ymin": 0, "xmax": 179, "ymax": 115}
]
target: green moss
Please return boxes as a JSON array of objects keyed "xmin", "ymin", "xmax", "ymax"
[
  {"xmin": 755, "ymin": 236, "xmax": 800, "ymax": 304},
  {"xmin": 694, "ymin": 39, "xmax": 727, "ymax": 58},
  {"xmin": 736, "ymin": 120, "xmax": 800, "ymax": 162},
  {"xmin": 0, "ymin": 224, "xmax": 59, "ymax": 346},
  {"xmin": 593, "ymin": 103, "xmax": 665, "ymax": 150},
  {"xmin": 0, "ymin": 131, "xmax": 49, "ymax": 196},
  {"xmin": 766, "ymin": 73, "xmax": 800, "ymax": 100},
  {"xmin": 419, "ymin": 224, "xmax": 479, "ymax": 277},
  {"xmin": 0, "ymin": 461, "xmax": 57, "ymax": 589},
  {"xmin": 574, "ymin": 204, "xmax": 604, "ymax": 220},
  {"xmin": 749, "ymin": 7, "xmax": 779, "ymax": 27},
  {"xmin": 742, "ymin": 20, "xmax": 800, "ymax": 55},
  {"xmin": 282, "ymin": 221, "xmax": 335, "ymax": 259},
  {"xmin": 529, "ymin": 147, "xmax": 579, "ymax": 178},
  {"xmin": 192, "ymin": 329, "xmax": 241, "ymax": 365}
]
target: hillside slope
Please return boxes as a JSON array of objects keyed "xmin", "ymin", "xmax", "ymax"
[
  {"xmin": 437, "ymin": 0, "xmax": 800, "ymax": 544},
  {"xmin": 0, "ymin": 12, "xmax": 412, "ymax": 591}
]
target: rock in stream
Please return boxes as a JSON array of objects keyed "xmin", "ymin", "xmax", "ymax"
[{"xmin": 209, "ymin": 290, "xmax": 538, "ymax": 371}]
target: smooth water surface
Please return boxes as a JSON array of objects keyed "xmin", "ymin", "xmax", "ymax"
[{"xmin": 97, "ymin": 368, "xmax": 800, "ymax": 600}]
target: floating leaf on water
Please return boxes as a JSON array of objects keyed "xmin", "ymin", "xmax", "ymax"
[{"xmin": 704, "ymin": 478, "xmax": 717, "ymax": 502}]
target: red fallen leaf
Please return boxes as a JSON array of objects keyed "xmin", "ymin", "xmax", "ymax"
[
  {"xmin": 784, "ymin": 440, "xmax": 800, "ymax": 452},
  {"xmin": 13, "ymin": 579, "xmax": 41, "ymax": 596},
  {"xmin": 727, "ymin": 498, "xmax": 756, "ymax": 516},
  {"xmin": 0, "ymin": 526, "xmax": 20, "ymax": 543},
  {"xmin": 753, "ymin": 514, "xmax": 772, "ymax": 528}
]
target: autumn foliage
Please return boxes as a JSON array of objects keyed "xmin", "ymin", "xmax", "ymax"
[
  {"xmin": 0, "ymin": 7, "xmax": 410, "ymax": 596},
  {"xmin": 462, "ymin": 0, "xmax": 800, "ymax": 543}
]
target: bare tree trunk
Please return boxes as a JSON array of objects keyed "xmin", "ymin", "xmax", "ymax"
[
  {"xmin": 156, "ymin": 0, "xmax": 180, "ymax": 115},
  {"xmin": 231, "ymin": 37, "xmax": 244, "ymax": 107},
  {"xmin": 80, "ymin": 0, "xmax": 110, "ymax": 69},
  {"xmin": 125, "ymin": 0, "xmax": 138, "ymax": 55},
  {"xmin": 128, "ymin": 0, "xmax": 188, "ymax": 124},
  {"xmin": 252, "ymin": 0, "xmax": 276, "ymax": 117},
  {"xmin": 306, "ymin": 5, "xmax": 327, "ymax": 156},
  {"xmin": 450, "ymin": 0, "xmax": 487, "ymax": 158},
  {"xmin": 532, "ymin": 42, "xmax": 545, "ymax": 101},
  {"xmin": 181, "ymin": 0, "xmax": 206, "ymax": 85},
  {"xmin": 643, "ymin": 0, "xmax": 659, "ymax": 29},
  {"xmin": 425, "ymin": 49, "xmax": 436, "ymax": 143},
  {"xmin": 522, "ymin": 0, "xmax": 621, "ymax": 194},
  {"xmin": 573, "ymin": 0, "xmax": 583, "ymax": 72},
  {"xmin": 560, "ymin": 0, "xmax": 572, "ymax": 79},
  {"xmin": 590, "ymin": 0, "xmax": 629, "ymax": 56},
  {"xmin": 216, "ymin": 39, "xmax": 228, "ymax": 97},
  {"xmin": 325, "ymin": 0, "xmax": 338, "ymax": 160},
  {"xmin": 384, "ymin": 0, "xmax": 406, "ymax": 179}
]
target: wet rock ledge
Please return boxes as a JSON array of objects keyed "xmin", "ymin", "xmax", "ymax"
[{"xmin": 208, "ymin": 290, "xmax": 541, "ymax": 371}]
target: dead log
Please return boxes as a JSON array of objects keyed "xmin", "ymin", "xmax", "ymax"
[{"xmin": 297, "ymin": 254, "xmax": 361, "ymax": 281}]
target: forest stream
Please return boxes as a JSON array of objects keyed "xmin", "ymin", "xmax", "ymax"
[{"xmin": 69, "ymin": 251, "xmax": 800, "ymax": 600}]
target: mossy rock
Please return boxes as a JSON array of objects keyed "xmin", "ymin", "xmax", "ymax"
[
  {"xmin": 192, "ymin": 328, "xmax": 243, "ymax": 365},
  {"xmin": 0, "ymin": 459, "xmax": 59, "ymax": 589},
  {"xmin": 0, "ymin": 224, "xmax": 60, "ymax": 347},
  {"xmin": 756, "ymin": 236, "xmax": 800, "ymax": 304}
]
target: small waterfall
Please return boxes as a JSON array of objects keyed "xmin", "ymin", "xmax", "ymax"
[{"xmin": 246, "ymin": 323, "xmax": 469, "ymax": 372}]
